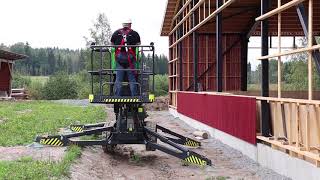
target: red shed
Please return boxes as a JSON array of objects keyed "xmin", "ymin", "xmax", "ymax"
[{"xmin": 0, "ymin": 49, "xmax": 27, "ymax": 98}]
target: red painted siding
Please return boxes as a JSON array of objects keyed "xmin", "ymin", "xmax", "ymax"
[
  {"xmin": 0, "ymin": 62, "xmax": 11, "ymax": 92},
  {"xmin": 177, "ymin": 92, "xmax": 256, "ymax": 144},
  {"xmin": 180, "ymin": 34, "xmax": 242, "ymax": 91}
]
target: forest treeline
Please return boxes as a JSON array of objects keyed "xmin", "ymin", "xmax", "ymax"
[{"xmin": 0, "ymin": 42, "xmax": 168, "ymax": 76}]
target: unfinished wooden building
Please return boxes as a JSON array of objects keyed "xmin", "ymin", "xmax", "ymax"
[{"xmin": 161, "ymin": 0, "xmax": 320, "ymax": 178}]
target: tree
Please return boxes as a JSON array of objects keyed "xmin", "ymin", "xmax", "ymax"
[
  {"xmin": 24, "ymin": 42, "xmax": 32, "ymax": 74},
  {"xmin": 247, "ymin": 62, "xmax": 252, "ymax": 84},
  {"xmin": 48, "ymin": 49, "xmax": 56, "ymax": 75},
  {"xmin": 84, "ymin": 13, "xmax": 112, "ymax": 46}
]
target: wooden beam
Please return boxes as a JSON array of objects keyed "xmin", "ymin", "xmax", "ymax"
[
  {"xmin": 169, "ymin": 0, "xmax": 235, "ymax": 48},
  {"xmin": 173, "ymin": 0, "xmax": 192, "ymax": 22},
  {"xmin": 256, "ymin": 0, "xmax": 306, "ymax": 21},
  {"xmin": 306, "ymin": 104, "xmax": 310, "ymax": 151},
  {"xmin": 278, "ymin": 0, "xmax": 282, "ymax": 98},
  {"xmin": 169, "ymin": 0, "xmax": 204, "ymax": 35},
  {"xmin": 308, "ymin": 0, "xmax": 313, "ymax": 100},
  {"xmin": 256, "ymin": 96, "xmax": 320, "ymax": 105},
  {"xmin": 256, "ymin": 44, "xmax": 320, "ymax": 60},
  {"xmin": 257, "ymin": 136, "xmax": 320, "ymax": 162}
]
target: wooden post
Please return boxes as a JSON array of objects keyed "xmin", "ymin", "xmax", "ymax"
[
  {"xmin": 278, "ymin": 0, "xmax": 282, "ymax": 98},
  {"xmin": 296, "ymin": 103, "xmax": 300, "ymax": 148},
  {"xmin": 216, "ymin": 0, "xmax": 223, "ymax": 92},
  {"xmin": 308, "ymin": 0, "xmax": 313, "ymax": 100},
  {"xmin": 306, "ymin": 104, "xmax": 310, "ymax": 151}
]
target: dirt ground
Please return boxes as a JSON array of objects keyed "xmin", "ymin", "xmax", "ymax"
[
  {"xmin": 0, "ymin": 146, "xmax": 66, "ymax": 162},
  {"xmin": 0, "ymin": 100, "xmax": 289, "ymax": 180},
  {"xmin": 69, "ymin": 109, "xmax": 289, "ymax": 180}
]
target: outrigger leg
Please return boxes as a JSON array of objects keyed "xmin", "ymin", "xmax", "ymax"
[{"xmin": 35, "ymin": 123, "xmax": 212, "ymax": 166}]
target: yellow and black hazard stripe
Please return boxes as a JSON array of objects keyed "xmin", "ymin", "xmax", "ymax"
[
  {"xmin": 39, "ymin": 137, "xmax": 64, "ymax": 146},
  {"xmin": 184, "ymin": 140, "xmax": 200, "ymax": 147},
  {"xmin": 70, "ymin": 126, "xmax": 83, "ymax": 132},
  {"xmin": 184, "ymin": 155, "xmax": 208, "ymax": 166},
  {"xmin": 104, "ymin": 98, "xmax": 141, "ymax": 103}
]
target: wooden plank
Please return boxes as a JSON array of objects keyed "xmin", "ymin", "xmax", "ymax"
[
  {"xmin": 278, "ymin": 0, "xmax": 282, "ymax": 98},
  {"xmin": 296, "ymin": 103, "xmax": 300, "ymax": 148},
  {"xmin": 300, "ymin": 105, "xmax": 308, "ymax": 150},
  {"xmin": 169, "ymin": 0, "xmax": 204, "ymax": 35},
  {"xmin": 256, "ymin": 96, "xmax": 320, "ymax": 105},
  {"xmin": 169, "ymin": 0, "xmax": 236, "ymax": 48},
  {"xmin": 316, "ymin": 105, "xmax": 320, "ymax": 147},
  {"xmin": 256, "ymin": 44, "xmax": 320, "ymax": 60},
  {"xmin": 257, "ymin": 136, "xmax": 320, "ymax": 162},
  {"xmin": 308, "ymin": 0, "xmax": 313, "ymax": 100},
  {"xmin": 169, "ymin": 105, "xmax": 177, "ymax": 109},
  {"xmin": 172, "ymin": 0, "xmax": 192, "ymax": 23},
  {"xmin": 271, "ymin": 102, "xmax": 277, "ymax": 137},
  {"xmin": 256, "ymin": 0, "xmax": 306, "ymax": 21},
  {"xmin": 309, "ymin": 105, "xmax": 320, "ymax": 148},
  {"xmin": 306, "ymin": 104, "xmax": 310, "ymax": 151}
]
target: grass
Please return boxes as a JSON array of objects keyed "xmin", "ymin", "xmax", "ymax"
[
  {"xmin": 0, "ymin": 101, "xmax": 105, "ymax": 179},
  {"xmin": 129, "ymin": 154, "xmax": 142, "ymax": 164},
  {"xmin": 247, "ymin": 83, "xmax": 303, "ymax": 91},
  {"xmin": 0, "ymin": 101, "xmax": 106, "ymax": 146},
  {"xmin": 0, "ymin": 146, "xmax": 81, "ymax": 180},
  {"xmin": 247, "ymin": 84, "xmax": 278, "ymax": 91},
  {"xmin": 28, "ymin": 76, "xmax": 49, "ymax": 85}
]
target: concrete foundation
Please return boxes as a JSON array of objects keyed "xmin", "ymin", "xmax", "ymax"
[{"xmin": 169, "ymin": 108, "xmax": 320, "ymax": 180}]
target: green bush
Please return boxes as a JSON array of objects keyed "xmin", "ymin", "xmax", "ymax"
[
  {"xmin": 42, "ymin": 72, "xmax": 78, "ymax": 100},
  {"xmin": 153, "ymin": 74, "xmax": 168, "ymax": 96},
  {"xmin": 12, "ymin": 73, "xmax": 31, "ymax": 89},
  {"xmin": 27, "ymin": 81, "xmax": 44, "ymax": 100}
]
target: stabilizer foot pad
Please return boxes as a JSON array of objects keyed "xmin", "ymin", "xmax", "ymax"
[
  {"xmin": 184, "ymin": 139, "xmax": 200, "ymax": 147},
  {"xmin": 70, "ymin": 125, "xmax": 84, "ymax": 132},
  {"xmin": 184, "ymin": 152, "xmax": 212, "ymax": 166},
  {"xmin": 35, "ymin": 136, "xmax": 65, "ymax": 146}
]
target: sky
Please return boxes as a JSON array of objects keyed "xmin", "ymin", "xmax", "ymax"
[
  {"xmin": 0, "ymin": 0, "xmax": 303, "ymax": 70},
  {"xmin": 0, "ymin": 0, "xmax": 169, "ymax": 55}
]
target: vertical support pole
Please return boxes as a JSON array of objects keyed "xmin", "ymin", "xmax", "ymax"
[
  {"xmin": 216, "ymin": 0, "xmax": 223, "ymax": 92},
  {"xmin": 296, "ymin": 3, "xmax": 320, "ymax": 76},
  {"xmin": 179, "ymin": 13, "xmax": 184, "ymax": 91},
  {"xmin": 308, "ymin": 0, "xmax": 313, "ymax": 100},
  {"xmin": 278, "ymin": 0, "xmax": 282, "ymax": 98},
  {"xmin": 241, "ymin": 36, "xmax": 248, "ymax": 91},
  {"xmin": 91, "ymin": 49, "xmax": 94, "ymax": 94},
  {"xmin": 261, "ymin": 0, "xmax": 269, "ymax": 97},
  {"xmin": 296, "ymin": 103, "xmax": 300, "ymax": 148},
  {"xmin": 193, "ymin": 0, "xmax": 199, "ymax": 92},
  {"xmin": 152, "ymin": 46, "xmax": 155, "ymax": 93},
  {"xmin": 306, "ymin": 0, "xmax": 313, "ymax": 152},
  {"xmin": 261, "ymin": 0, "xmax": 271, "ymax": 137},
  {"xmin": 99, "ymin": 47, "xmax": 103, "ymax": 95},
  {"xmin": 179, "ymin": 41, "xmax": 183, "ymax": 91}
]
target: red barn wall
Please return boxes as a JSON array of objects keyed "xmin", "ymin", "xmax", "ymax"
[
  {"xmin": 179, "ymin": 34, "xmax": 242, "ymax": 91},
  {"xmin": 0, "ymin": 62, "xmax": 11, "ymax": 93},
  {"xmin": 177, "ymin": 92, "xmax": 257, "ymax": 144}
]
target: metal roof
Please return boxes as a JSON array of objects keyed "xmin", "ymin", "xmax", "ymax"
[{"xmin": 0, "ymin": 49, "xmax": 27, "ymax": 61}]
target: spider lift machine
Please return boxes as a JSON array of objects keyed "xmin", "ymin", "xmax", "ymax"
[{"xmin": 35, "ymin": 43, "xmax": 212, "ymax": 166}]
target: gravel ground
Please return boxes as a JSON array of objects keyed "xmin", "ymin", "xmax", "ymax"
[
  {"xmin": 52, "ymin": 99, "xmax": 290, "ymax": 180},
  {"xmin": 53, "ymin": 99, "xmax": 99, "ymax": 107}
]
